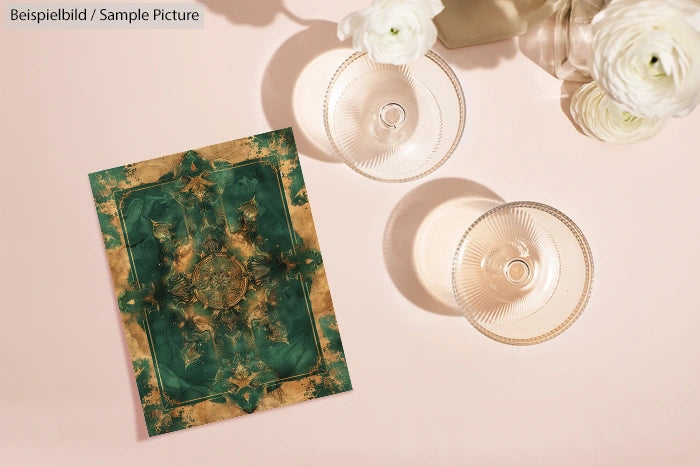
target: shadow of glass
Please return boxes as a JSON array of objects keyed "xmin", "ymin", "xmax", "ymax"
[
  {"xmin": 384, "ymin": 178, "xmax": 504, "ymax": 316},
  {"xmin": 196, "ymin": 0, "xmax": 343, "ymax": 162},
  {"xmin": 261, "ymin": 20, "xmax": 351, "ymax": 163}
]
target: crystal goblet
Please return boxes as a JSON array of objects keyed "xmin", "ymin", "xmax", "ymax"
[
  {"xmin": 452, "ymin": 201, "xmax": 594, "ymax": 345},
  {"xmin": 323, "ymin": 50, "xmax": 466, "ymax": 182}
]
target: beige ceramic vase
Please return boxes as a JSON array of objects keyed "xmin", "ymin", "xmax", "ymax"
[{"xmin": 434, "ymin": 0, "xmax": 560, "ymax": 47}]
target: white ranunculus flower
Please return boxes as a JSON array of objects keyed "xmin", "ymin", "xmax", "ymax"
[
  {"xmin": 570, "ymin": 81, "xmax": 668, "ymax": 143},
  {"xmin": 591, "ymin": 0, "xmax": 700, "ymax": 118},
  {"xmin": 337, "ymin": 0, "xmax": 444, "ymax": 65}
]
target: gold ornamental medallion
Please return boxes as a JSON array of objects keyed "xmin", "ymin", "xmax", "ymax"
[{"xmin": 192, "ymin": 253, "xmax": 248, "ymax": 309}]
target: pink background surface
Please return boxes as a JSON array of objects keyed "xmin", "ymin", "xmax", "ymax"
[{"xmin": 2, "ymin": 0, "xmax": 700, "ymax": 465}]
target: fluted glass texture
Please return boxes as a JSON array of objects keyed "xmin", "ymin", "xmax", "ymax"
[
  {"xmin": 324, "ymin": 51, "xmax": 465, "ymax": 182},
  {"xmin": 452, "ymin": 202, "xmax": 593, "ymax": 345}
]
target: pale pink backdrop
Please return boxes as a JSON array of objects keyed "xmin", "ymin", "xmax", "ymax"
[{"xmin": 2, "ymin": 0, "xmax": 700, "ymax": 465}]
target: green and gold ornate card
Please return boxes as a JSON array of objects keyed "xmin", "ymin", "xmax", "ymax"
[{"xmin": 89, "ymin": 128, "xmax": 351, "ymax": 436}]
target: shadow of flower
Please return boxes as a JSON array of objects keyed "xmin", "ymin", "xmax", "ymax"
[
  {"xmin": 560, "ymin": 80, "xmax": 586, "ymax": 133},
  {"xmin": 196, "ymin": 0, "xmax": 289, "ymax": 27}
]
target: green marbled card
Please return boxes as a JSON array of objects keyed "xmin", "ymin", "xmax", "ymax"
[{"xmin": 89, "ymin": 128, "xmax": 351, "ymax": 436}]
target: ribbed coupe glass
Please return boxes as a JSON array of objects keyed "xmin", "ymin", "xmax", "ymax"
[
  {"xmin": 452, "ymin": 201, "xmax": 593, "ymax": 345},
  {"xmin": 323, "ymin": 51, "xmax": 466, "ymax": 182}
]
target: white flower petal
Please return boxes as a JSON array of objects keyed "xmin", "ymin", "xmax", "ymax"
[
  {"xmin": 571, "ymin": 81, "xmax": 668, "ymax": 143},
  {"xmin": 591, "ymin": 0, "xmax": 700, "ymax": 118},
  {"xmin": 338, "ymin": 7, "xmax": 372, "ymax": 41},
  {"xmin": 337, "ymin": 0, "xmax": 444, "ymax": 64}
]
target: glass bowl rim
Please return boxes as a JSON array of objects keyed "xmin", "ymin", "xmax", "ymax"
[
  {"xmin": 451, "ymin": 200, "xmax": 594, "ymax": 345},
  {"xmin": 323, "ymin": 50, "xmax": 466, "ymax": 183}
]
